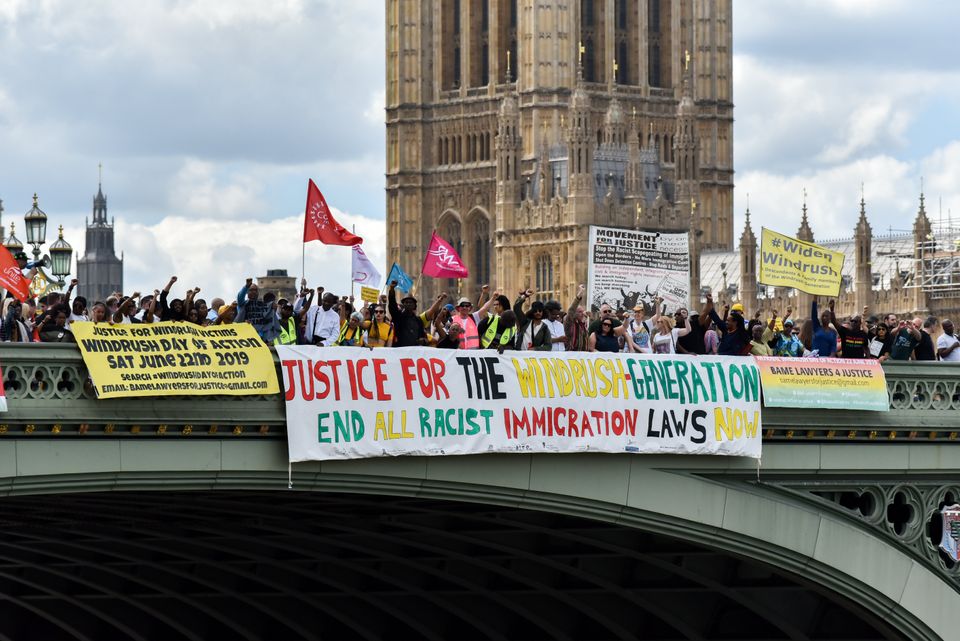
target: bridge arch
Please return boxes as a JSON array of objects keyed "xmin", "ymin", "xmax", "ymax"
[{"xmin": 0, "ymin": 440, "xmax": 952, "ymax": 640}]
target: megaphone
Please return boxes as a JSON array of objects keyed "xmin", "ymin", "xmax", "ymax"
[{"xmin": 25, "ymin": 255, "xmax": 51, "ymax": 270}]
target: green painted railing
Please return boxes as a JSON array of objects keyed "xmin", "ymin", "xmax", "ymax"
[{"xmin": 1, "ymin": 344, "xmax": 958, "ymax": 441}]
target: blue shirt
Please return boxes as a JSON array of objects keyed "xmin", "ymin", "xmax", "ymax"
[{"xmin": 811, "ymin": 301, "xmax": 837, "ymax": 357}]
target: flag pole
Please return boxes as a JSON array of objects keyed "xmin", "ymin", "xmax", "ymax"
[{"xmin": 350, "ymin": 225, "xmax": 356, "ymax": 302}]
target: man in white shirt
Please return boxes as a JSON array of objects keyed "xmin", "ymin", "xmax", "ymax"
[
  {"xmin": 304, "ymin": 291, "xmax": 342, "ymax": 346},
  {"xmin": 134, "ymin": 294, "xmax": 160, "ymax": 323},
  {"xmin": 937, "ymin": 319, "xmax": 960, "ymax": 362},
  {"xmin": 544, "ymin": 300, "xmax": 566, "ymax": 351}
]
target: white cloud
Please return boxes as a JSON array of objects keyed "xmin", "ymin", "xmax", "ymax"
[
  {"xmin": 173, "ymin": 0, "xmax": 306, "ymax": 28},
  {"xmin": 363, "ymin": 90, "xmax": 385, "ymax": 125},
  {"xmin": 736, "ymin": 150, "xmax": 954, "ymax": 243},
  {"xmin": 817, "ymin": 100, "xmax": 911, "ymax": 164},
  {"xmin": 109, "ymin": 207, "xmax": 386, "ymax": 302},
  {"xmin": 167, "ymin": 159, "xmax": 267, "ymax": 219}
]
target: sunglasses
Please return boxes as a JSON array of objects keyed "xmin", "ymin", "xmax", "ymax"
[
  {"xmin": 458, "ymin": 303, "xmax": 472, "ymax": 308},
  {"xmin": 375, "ymin": 310, "xmax": 385, "ymax": 315},
  {"xmin": 602, "ymin": 322, "xmax": 613, "ymax": 327}
]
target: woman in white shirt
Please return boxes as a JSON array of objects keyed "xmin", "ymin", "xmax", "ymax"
[
  {"xmin": 651, "ymin": 315, "xmax": 691, "ymax": 355},
  {"xmin": 625, "ymin": 305, "xmax": 653, "ymax": 353}
]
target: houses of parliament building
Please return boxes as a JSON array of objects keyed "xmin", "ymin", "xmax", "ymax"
[{"xmin": 385, "ymin": 0, "xmax": 733, "ymax": 303}]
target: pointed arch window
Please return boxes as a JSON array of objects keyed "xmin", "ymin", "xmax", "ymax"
[
  {"xmin": 535, "ymin": 254, "xmax": 555, "ymax": 301},
  {"xmin": 473, "ymin": 216, "xmax": 490, "ymax": 285}
]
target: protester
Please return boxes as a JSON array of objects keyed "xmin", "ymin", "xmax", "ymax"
[
  {"xmin": 451, "ymin": 290, "xmax": 497, "ymax": 349},
  {"xmin": 914, "ymin": 317, "xmax": 938, "ymax": 361},
  {"xmin": 544, "ymin": 300, "xmax": 567, "ymax": 351},
  {"xmin": 589, "ymin": 317, "xmax": 622, "ymax": 353},
  {"xmin": 479, "ymin": 294, "xmax": 513, "ymax": 349},
  {"xmin": 335, "ymin": 311, "xmax": 364, "ymax": 346},
  {"xmin": 675, "ymin": 296, "xmax": 714, "ymax": 355},
  {"xmin": 563, "ymin": 285, "xmax": 589, "ymax": 352},
  {"xmin": 879, "ymin": 320, "xmax": 922, "ymax": 362},
  {"xmin": 37, "ymin": 304, "xmax": 76, "ymax": 343},
  {"xmin": 363, "ymin": 304, "xmax": 394, "ymax": 348},
  {"xmin": 492, "ymin": 310, "xmax": 518, "ymax": 352},
  {"xmin": 828, "ymin": 301, "xmax": 869, "ymax": 358},
  {"xmin": 513, "ymin": 291, "xmax": 552, "ymax": 351},
  {"xmin": 703, "ymin": 321, "xmax": 719, "ymax": 355},
  {"xmin": 304, "ymin": 290, "xmax": 342, "ymax": 346},
  {"xmin": 809, "ymin": 300, "xmax": 838, "ymax": 358},
  {"xmin": 749, "ymin": 324, "xmax": 772, "ymax": 356},
  {"xmin": 709, "ymin": 301, "xmax": 751, "ymax": 356},
  {"xmin": 651, "ymin": 312, "xmax": 691, "ymax": 355},
  {"xmin": 236, "ymin": 277, "xmax": 280, "ymax": 343},
  {"xmin": 274, "ymin": 303, "xmax": 298, "ymax": 346},
  {"xmin": 868, "ymin": 323, "xmax": 889, "ymax": 359},
  {"xmin": 387, "ymin": 282, "xmax": 428, "ymax": 347},
  {"xmin": 587, "ymin": 302, "xmax": 621, "ymax": 335},
  {"xmin": 1, "ymin": 299, "xmax": 30, "ymax": 342},
  {"xmin": 435, "ymin": 321, "xmax": 463, "ymax": 349},
  {"xmin": 771, "ymin": 317, "xmax": 803, "ymax": 357},
  {"xmin": 937, "ymin": 319, "xmax": 960, "ymax": 362},
  {"xmin": 625, "ymin": 305, "xmax": 652, "ymax": 354}
]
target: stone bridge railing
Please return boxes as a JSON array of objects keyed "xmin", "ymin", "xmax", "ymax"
[{"xmin": 1, "ymin": 343, "xmax": 959, "ymax": 441}]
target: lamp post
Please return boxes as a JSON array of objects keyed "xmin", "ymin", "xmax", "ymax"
[{"xmin": 18, "ymin": 194, "xmax": 73, "ymax": 294}]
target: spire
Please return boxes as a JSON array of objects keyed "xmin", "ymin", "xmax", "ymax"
[
  {"xmin": 914, "ymin": 187, "xmax": 931, "ymax": 237},
  {"xmin": 92, "ymin": 175, "xmax": 108, "ymax": 225},
  {"xmin": 797, "ymin": 188, "xmax": 814, "ymax": 241},
  {"xmin": 856, "ymin": 191, "xmax": 871, "ymax": 235},
  {"xmin": 740, "ymin": 201, "xmax": 756, "ymax": 245}
]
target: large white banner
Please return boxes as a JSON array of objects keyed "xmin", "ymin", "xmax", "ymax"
[
  {"xmin": 278, "ymin": 346, "xmax": 762, "ymax": 462},
  {"xmin": 587, "ymin": 225, "xmax": 690, "ymax": 315}
]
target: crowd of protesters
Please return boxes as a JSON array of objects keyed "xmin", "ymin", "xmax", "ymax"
[{"xmin": 2, "ymin": 266, "xmax": 958, "ymax": 362}]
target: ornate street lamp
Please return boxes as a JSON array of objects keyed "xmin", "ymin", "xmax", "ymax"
[
  {"xmin": 49, "ymin": 226, "xmax": 73, "ymax": 282},
  {"xmin": 24, "ymin": 194, "xmax": 48, "ymax": 259},
  {"xmin": 3, "ymin": 221, "xmax": 24, "ymax": 254},
  {"xmin": 20, "ymin": 194, "xmax": 71, "ymax": 294}
]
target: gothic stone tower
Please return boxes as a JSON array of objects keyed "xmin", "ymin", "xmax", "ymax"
[
  {"xmin": 386, "ymin": 0, "xmax": 734, "ymax": 301},
  {"xmin": 77, "ymin": 183, "xmax": 123, "ymax": 303}
]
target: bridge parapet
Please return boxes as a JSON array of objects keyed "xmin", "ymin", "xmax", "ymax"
[{"xmin": 1, "ymin": 344, "xmax": 958, "ymax": 441}]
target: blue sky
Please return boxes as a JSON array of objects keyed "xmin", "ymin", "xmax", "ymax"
[{"xmin": 0, "ymin": 0, "xmax": 958, "ymax": 297}]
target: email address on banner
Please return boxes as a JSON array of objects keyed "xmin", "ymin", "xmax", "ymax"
[{"xmin": 101, "ymin": 380, "xmax": 270, "ymax": 394}]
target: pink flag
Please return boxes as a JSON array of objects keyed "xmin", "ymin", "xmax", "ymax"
[{"xmin": 421, "ymin": 231, "xmax": 469, "ymax": 279}]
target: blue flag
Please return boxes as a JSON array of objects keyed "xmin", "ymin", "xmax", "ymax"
[{"xmin": 386, "ymin": 262, "xmax": 414, "ymax": 293}]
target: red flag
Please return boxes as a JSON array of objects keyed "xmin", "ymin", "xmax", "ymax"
[
  {"xmin": 0, "ymin": 246, "xmax": 30, "ymax": 302},
  {"xmin": 421, "ymin": 231, "xmax": 469, "ymax": 279},
  {"xmin": 303, "ymin": 179, "xmax": 363, "ymax": 246}
]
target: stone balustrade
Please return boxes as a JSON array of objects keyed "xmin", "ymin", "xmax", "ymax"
[{"xmin": 1, "ymin": 344, "xmax": 958, "ymax": 441}]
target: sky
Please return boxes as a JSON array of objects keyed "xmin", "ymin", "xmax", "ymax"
[{"xmin": 0, "ymin": 0, "xmax": 958, "ymax": 299}]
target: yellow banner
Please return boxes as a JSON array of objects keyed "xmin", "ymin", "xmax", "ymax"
[
  {"xmin": 360, "ymin": 286, "xmax": 380, "ymax": 303},
  {"xmin": 72, "ymin": 321, "xmax": 280, "ymax": 399},
  {"xmin": 758, "ymin": 228, "xmax": 844, "ymax": 296}
]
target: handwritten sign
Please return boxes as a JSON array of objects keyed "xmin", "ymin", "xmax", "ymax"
[
  {"xmin": 73, "ymin": 321, "xmax": 280, "ymax": 398},
  {"xmin": 278, "ymin": 347, "xmax": 762, "ymax": 461}
]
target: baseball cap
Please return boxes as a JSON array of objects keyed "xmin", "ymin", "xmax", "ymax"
[{"xmin": 456, "ymin": 297, "xmax": 472, "ymax": 307}]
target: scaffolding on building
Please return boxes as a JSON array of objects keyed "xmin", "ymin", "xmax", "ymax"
[{"xmin": 908, "ymin": 222, "xmax": 960, "ymax": 299}]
